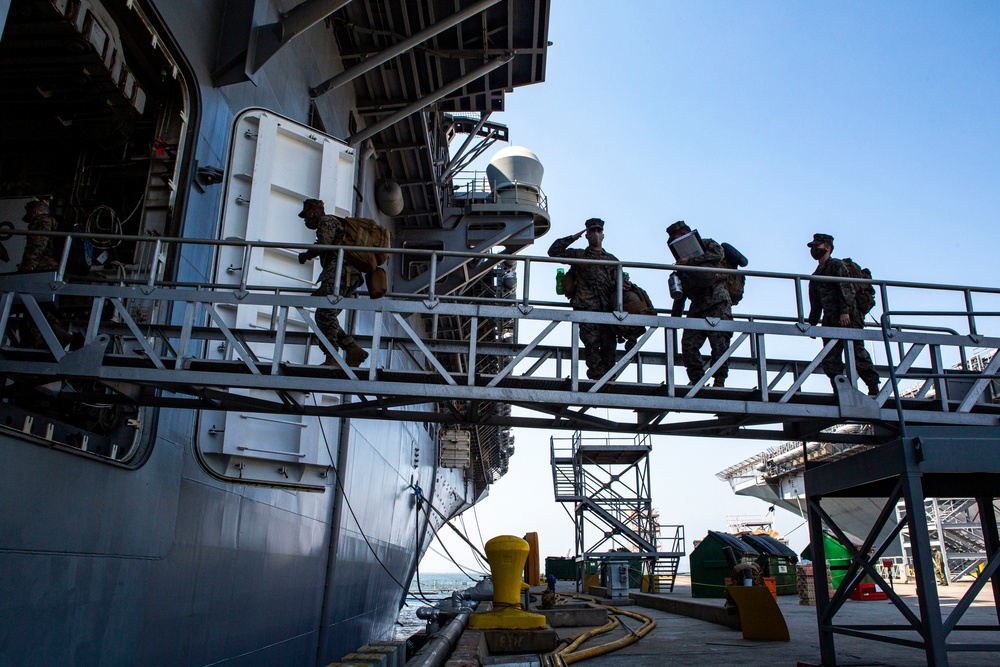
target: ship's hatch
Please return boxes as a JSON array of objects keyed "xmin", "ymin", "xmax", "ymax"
[
  {"xmin": 194, "ymin": 109, "xmax": 357, "ymax": 489},
  {"xmin": 0, "ymin": 0, "xmax": 191, "ymax": 465}
]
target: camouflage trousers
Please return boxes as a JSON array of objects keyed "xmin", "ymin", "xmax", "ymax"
[
  {"xmin": 580, "ymin": 321, "xmax": 617, "ymax": 379},
  {"xmin": 617, "ymin": 324, "xmax": 645, "ymax": 351},
  {"xmin": 313, "ymin": 269, "xmax": 363, "ymax": 350},
  {"xmin": 681, "ymin": 302, "xmax": 733, "ymax": 385},
  {"xmin": 22, "ymin": 309, "xmax": 72, "ymax": 350},
  {"xmin": 819, "ymin": 318, "xmax": 879, "ymax": 390}
]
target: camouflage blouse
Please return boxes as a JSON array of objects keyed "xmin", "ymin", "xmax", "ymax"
[{"xmin": 547, "ymin": 235, "xmax": 620, "ymax": 311}]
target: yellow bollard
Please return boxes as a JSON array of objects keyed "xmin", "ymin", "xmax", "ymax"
[{"xmin": 468, "ymin": 535, "xmax": 547, "ymax": 630}]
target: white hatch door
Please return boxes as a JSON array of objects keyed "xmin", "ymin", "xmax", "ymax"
[{"xmin": 203, "ymin": 109, "xmax": 356, "ymax": 478}]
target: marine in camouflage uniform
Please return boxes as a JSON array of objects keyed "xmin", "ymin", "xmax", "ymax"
[
  {"xmin": 19, "ymin": 198, "xmax": 60, "ymax": 273},
  {"xmin": 806, "ymin": 233, "xmax": 880, "ymax": 395},
  {"xmin": 18, "ymin": 198, "xmax": 72, "ymax": 348},
  {"xmin": 667, "ymin": 221, "xmax": 733, "ymax": 387},
  {"xmin": 298, "ymin": 199, "xmax": 368, "ymax": 367},
  {"xmin": 548, "ymin": 217, "xmax": 619, "ymax": 379}
]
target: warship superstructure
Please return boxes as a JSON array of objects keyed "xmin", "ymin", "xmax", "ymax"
[{"xmin": 0, "ymin": 1, "xmax": 549, "ymax": 663}]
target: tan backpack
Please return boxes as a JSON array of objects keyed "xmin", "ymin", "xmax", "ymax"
[{"xmin": 342, "ymin": 217, "xmax": 391, "ymax": 273}]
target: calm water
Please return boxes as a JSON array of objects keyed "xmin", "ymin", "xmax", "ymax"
[{"xmin": 394, "ymin": 572, "xmax": 479, "ymax": 640}]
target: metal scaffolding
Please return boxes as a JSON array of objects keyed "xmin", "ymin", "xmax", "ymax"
[{"xmin": 550, "ymin": 432, "xmax": 684, "ymax": 593}]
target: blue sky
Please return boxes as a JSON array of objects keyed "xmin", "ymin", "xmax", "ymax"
[{"xmin": 418, "ymin": 1, "xmax": 1000, "ymax": 574}]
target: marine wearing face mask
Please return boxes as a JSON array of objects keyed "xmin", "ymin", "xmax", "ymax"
[
  {"xmin": 547, "ymin": 217, "xmax": 620, "ymax": 379},
  {"xmin": 806, "ymin": 232, "xmax": 880, "ymax": 395}
]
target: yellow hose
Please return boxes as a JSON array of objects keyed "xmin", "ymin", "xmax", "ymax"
[
  {"xmin": 558, "ymin": 616, "xmax": 619, "ymax": 653},
  {"xmin": 547, "ymin": 594, "xmax": 657, "ymax": 664}
]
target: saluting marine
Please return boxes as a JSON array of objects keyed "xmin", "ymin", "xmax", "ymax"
[
  {"xmin": 806, "ymin": 233, "xmax": 880, "ymax": 395},
  {"xmin": 548, "ymin": 217, "xmax": 620, "ymax": 379},
  {"xmin": 297, "ymin": 198, "xmax": 369, "ymax": 368}
]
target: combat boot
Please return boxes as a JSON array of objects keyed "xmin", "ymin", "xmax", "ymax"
[
  {"xmin": 866, "ymin": 381, "xmax": 881, "ymax": 396},
  {"xmin": 321, "ymin": 351, "xmax": 338, "ymax": 367},
  {"xmin": 343, "ymin": 343, "xmax": 369, "ymax": 368}
]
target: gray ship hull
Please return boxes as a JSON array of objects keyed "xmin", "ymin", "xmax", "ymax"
[
  {"xmin": 0, "ymin": 0, "xmax": 546, "ymax": 663},
  {"xmin": 1, "ymin": 407, "xmax": 447, "ymax": 663}
]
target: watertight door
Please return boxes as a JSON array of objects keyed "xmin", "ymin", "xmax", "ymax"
[{"xmin": 199, "ymin": 109, "xmax": 356, "ymax": 484}]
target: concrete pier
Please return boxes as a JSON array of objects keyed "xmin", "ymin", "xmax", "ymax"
[{"xmin": 441, "ymin": 576, "xmax": 1000, "ymax": 667}]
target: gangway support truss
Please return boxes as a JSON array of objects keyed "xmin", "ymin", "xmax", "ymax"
[
  {"xmin": 2, "ymin": 260, "xmax": 999, "ymax": 441},
  {"xmin": 805, "ymin": 426, "xmax": 1000, "ymax": 666}
]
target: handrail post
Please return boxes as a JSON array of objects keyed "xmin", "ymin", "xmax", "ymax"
[
  {"xmin": 616, "ymin": 264, "xmax": 623, "ymax": 311},
  {"xmin": 56, "ymin": 233, "xmax": 72, "ymax": 283},
  {"xmin": 428, "ymin": 252, "xmax": 438, "ymax": 301},
  {"xmin": 333, "ymin": 248, "xmax": 345, "ymax": 293},
  {"xmin": 964, "ymin": 289, "xmax": 977, "ymax": 337},
  {"xmin": 879, "ymin": 283, "xmax": 890, "ymax": 330},
  {"xmin": 521, "ymin": 259, "xmax": 531, "ymax": 308},
  {"xmin": 794, "ymin": 277, "xmax": 805, "ymax": 322},
  {"xmin": 148, "ymin": 239, "xmax": 162, "ymax": 288},
  {"xmin": 881, "ymin": 312, "xmax": 908, "ymax": 439},
  {"xmin": 239, "ymin": 242, "xmax": 252, "ymax": 291}
]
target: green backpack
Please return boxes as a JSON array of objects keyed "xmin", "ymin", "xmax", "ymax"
[{"xmin": 842, "ymin": 258, "xmax": 876, "ymax": 315}]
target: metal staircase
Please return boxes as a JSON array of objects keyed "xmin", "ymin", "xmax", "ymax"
[
  {"xmin": 550, "ymin": 432, "xmax": 684, "ymax": 593},
  {"xmin": 897, "ymin": 498, "xmax": 1000, "ymax": 583}
]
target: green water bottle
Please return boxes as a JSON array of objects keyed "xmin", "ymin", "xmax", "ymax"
[{"xmin": 555, "ymin": 268, "xmax": 565, "ymax": 295}]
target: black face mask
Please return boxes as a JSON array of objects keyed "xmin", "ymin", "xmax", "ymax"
[{"xmin": 810, "ymin": 247, "xmax": 826, "ymax": 260}]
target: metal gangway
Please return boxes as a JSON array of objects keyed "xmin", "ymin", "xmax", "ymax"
[{"xmin": 2, "ymin": 230, "xmax": 1000, "ymax": 442}]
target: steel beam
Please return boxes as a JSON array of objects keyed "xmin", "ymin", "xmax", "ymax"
[
  {"xmin": 804, "ymin": 433, "xmax": 1000, "ymax": 665},
  {"xmin": 310, "ymin": 0, "xmax": 502, "ymax": 98},
  {"xmin": 345, "ymin": 54, "xmax": 514, "ymax": 146},
  {"xmin": 252, "ymin": 0, "xmax": 353, "ymax": 73}
]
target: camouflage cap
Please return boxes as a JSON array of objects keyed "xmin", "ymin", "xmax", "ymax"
[
  {"xmin": 666, "ymin": 220, "xmax": 690, "ymax": 237},
  {"xmin": 584, "ymin": 217, "xmax": 605, "ymax": 230},
  {"xmin": 22, "ymin": 197, "xmax": 50, "ymax": 222},
  {"xmin": 807, "ymin": 233, "xmax": 834, "ymax": 248},
  {"xmin": 298, "ymin": 198, "xmax": 324, "ymax": 218}
]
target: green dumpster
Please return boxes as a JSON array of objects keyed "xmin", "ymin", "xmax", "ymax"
[
  {"xmin": 740, "ymin": 533, "xmax": 799, "ymax": 595},
  {"xmin": 801, "ymin": 531, "xmax": 855, "ymax": 590},
  {"xmin": 690, "ymin": 531, "xmax": 760, "ymax": 598},
  {"xmin": 545, "ymin": 556, "xmax": 576, "ymax": 581}
]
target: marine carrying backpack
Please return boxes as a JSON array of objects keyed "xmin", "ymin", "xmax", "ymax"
[
  {"xmin": 842, "ymin": 257, "xmax": 876, "ymax": 315},
  {"xmin": 342, "ymin": 217, "xmax": 391, "ymax": 273},
  {"xmin": 721, "ymin": 242, "xmax": 748, "ymax": 306}
]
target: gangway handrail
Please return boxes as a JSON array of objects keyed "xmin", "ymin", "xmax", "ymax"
[
  {"xmin": 6, "ymin": 228, "xmax": 1000, "ymax": 324},
  {"xmin": 881, "ymin": 311, "xmax": 1000, "ymax": 438}
]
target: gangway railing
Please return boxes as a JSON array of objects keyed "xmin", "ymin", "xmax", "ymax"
[{"xmin": 2, "ymin": 230, "xmax": 1000, "ymax": 440}]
